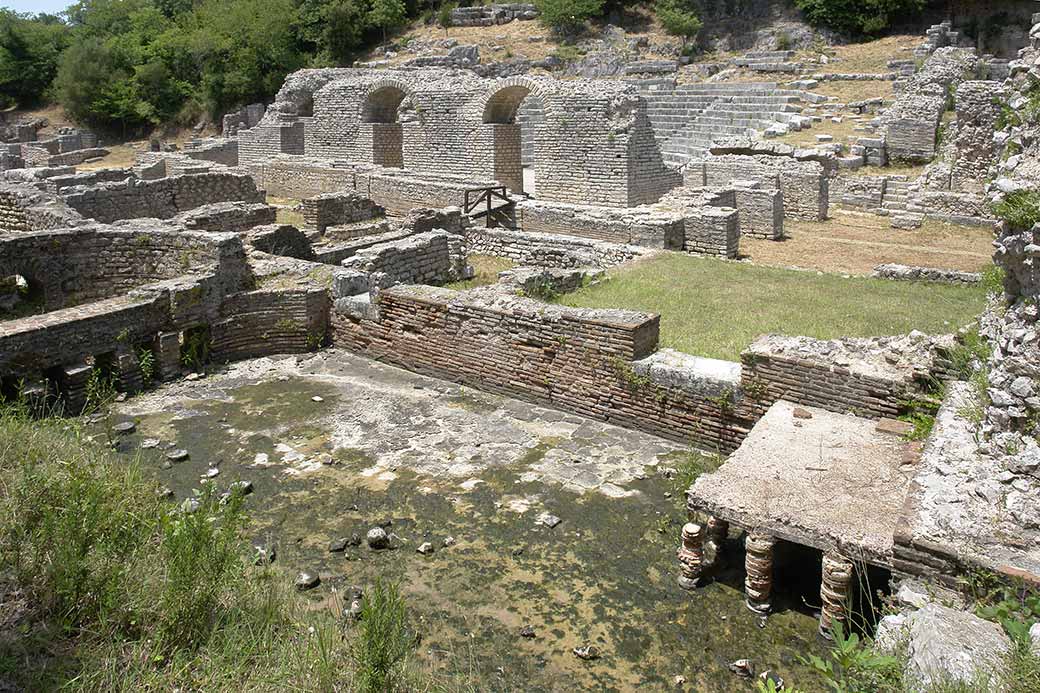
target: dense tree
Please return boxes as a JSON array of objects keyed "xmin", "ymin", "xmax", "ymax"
[
  {"xmin": 0, "ymin": 11, "xmax": 70, "ymax": 108},
  {"xmin": 368, "ymin": 0, "xmax": 407, "ymax": 42},
  {"xmin": 535, "ymin": 0, "xmax": 603, "ymax": 34},
  {"xmin": 795, "ymin": 0, "xmax": 924, "ymax": 36}
]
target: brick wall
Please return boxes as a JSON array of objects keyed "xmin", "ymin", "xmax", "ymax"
[
  {"xmin": 211, "ymin": 287, "xmax": 330, "ymax": 361},
  {"xmin": 330, "ymin": 286, "xmax": 756, "ymax": 452}
]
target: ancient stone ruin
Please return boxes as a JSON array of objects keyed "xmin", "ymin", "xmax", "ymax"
[{"xmin": 2, "ymin": 10, "xmax": 1039, "ymax": 688}]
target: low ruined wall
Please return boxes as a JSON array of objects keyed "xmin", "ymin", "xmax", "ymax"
[
  {"xmin": 61, "ymin": 171, "xmax": 263, "ymax": 223},
  {"xmin": 464, "ymin": 227, "xmax": 649, "ymax": 268},
  {"xmin": 331, "ymin": 286, "xmax": 755, "ymax": 452},
  {"xmin": 177, "ymin": 202, "xmax": 277, "ymax": 234},
  {"xmin": 739, "ymin": 334, "xmax": 951, "ymax": 420},
  {"xmin": 211, "ymin": 287, "xmax": 329, "ymax": 362},
  {"xmin": 831, "ymin": 175, "xmax": 890, "ymax": 213},
  {"xmin": 518, "ymin": 199, "xmax": 684, "ymax": 249},
  {"xmin": 341, "ymin": 231, "xmax": 468, "ymax": 286},
  {"xmin": 0, "ymin": 227, "xmax": 250, "ymax": 311},
  {"xmin": 251, "ymin": 157, "xmax": 356, "ymax": 198},
  {"xmin": 303, "ymin": 191, "xmax": 384, "ymax": 232},
  {"xmin": 688, "ymin": 155, "xmax": 828, "ymax": 221},
  {"xmin": 0, "ymin": 183, "xmax": 84, "ymax": 231}
]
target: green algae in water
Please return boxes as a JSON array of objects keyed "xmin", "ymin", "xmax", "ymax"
[{"xmin": 110, "ymin": 374, "xmax": 829, "ymax": 692}]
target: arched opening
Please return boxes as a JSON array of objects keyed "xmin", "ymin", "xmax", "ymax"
[
  {"xmin": 0, "ymin": 274, "xmax": 43, "ymax": 319},
  {"xmin": 483, "ymin": 85, "xmax": 538, "ymax": 196},
  {"xmin": 362, "ymin": 85, "xmax": 407, "ymax": 168}
]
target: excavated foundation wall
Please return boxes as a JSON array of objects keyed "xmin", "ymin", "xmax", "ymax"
[
  {"xmin": 211, "ymin": 287, "xmax": 330, "ymax": 362},
  {"xmin": 61, "ymin": 171, "xmax": 263, "ymax": 223},
  {"xmin": 0, "ymin": 227, "xmax": 249, "ymax": 311},
  {"xmin": 330, "ymin": 285, "xmax": 756, "ymax": 452}
]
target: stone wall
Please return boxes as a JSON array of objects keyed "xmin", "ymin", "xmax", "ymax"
[
  {"xmin": 0, "ymin": 182, "xmax": 85, "ymax": 231},
  {"xmin": 176, "ymin": 202, "xmax": 277, "ymax": 234},
  {"xmin": 688, "ymin": 155, "xmax": 828, "ymax": 221},
  {"xmin": 0, "ymin": 226, "xmax": 251, "ymax": 312},
  {"xmin": 517, "ymin": 199, "xmax": 684, "ymax": 249},
  {"xmin": 330, "ymin": 285, "xmax": 756, "ymax": 452},
  {"xmin": 464, "ymin": 227, "xmax": 650, "ymax": 268},
  {"xmin": 249, "ymin": 69, "xmax": 679, "ymax": 209},
  {"xmin": 450, "ymin": 3, "xmax": 537, "ymax": 26},
  {"xmin": 61, "ymin": 171, "xmax": 264, "ymax": 223},
  {"xmin": 340, "ymin": 231, "xmax": 469, "ymax": 287},
  {"xmin": 883, "ymin": 47, "xmax": 979, "ymax": 164},
  {"xmin": 302, "ymin": 191, "xmax": 384, "ymax": 232},
  {"xmin": 949, "ymin": 81, "xmax": 1004, "ymax": 192},
  {"xmin": 211, "ymin": 287, "xmax": 329, "ymax": 361},
  {"xmin": 739, "ymin": 333, "xmax": 954, "ymax": 421}
]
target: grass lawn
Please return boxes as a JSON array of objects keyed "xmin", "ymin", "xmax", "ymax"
[{"xmin": 557, "ymin": 253, "xmax": 989, "ymax": 361}]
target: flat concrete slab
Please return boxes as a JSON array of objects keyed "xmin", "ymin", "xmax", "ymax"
[{"xmin": 688, "ymin": 399, "xmax": 915, "ymax": 564}]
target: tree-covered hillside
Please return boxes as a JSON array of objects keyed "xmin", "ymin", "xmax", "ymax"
[{"xmin": 0, "ymin": 0, "xmax": 923, "ymax": 135}]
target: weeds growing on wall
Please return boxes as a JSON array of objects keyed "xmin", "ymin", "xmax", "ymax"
[
  {"xmin": 180, "ymin": 327, "xmax": 211, "ymax": 372},
  {"xmin": 137, "ymin": 346, "xmax": 156, "ymax": 385},
  {"xmin": 992, "ymin": 190, "xmax": 1040, "ymax": 231}
]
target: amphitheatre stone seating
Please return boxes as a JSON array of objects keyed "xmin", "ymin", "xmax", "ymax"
[
  {"xmin": 730, "ymin": 50, "xmax": 803, "ymax": 73},
  {"xmin": 637, "ymin": 83, "xmax": 815, "ymax": 167}
]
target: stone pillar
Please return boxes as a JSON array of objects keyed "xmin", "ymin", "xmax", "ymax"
[
  {"xmin": 706, "ymin": 515, "xmax": 729, "ymax": 566},
  {"xmin": 744, "ymin": 530, "xmax": 775, "ymax": 614},
  {"xmin": 677, "ymin": 522, "xmax": 705, "ymax": 590},
  {"xmin": 155, "ymin": 332, "xmax": 182, "ymax": 381},
  {"xmin": 819, "ymin": 554, "xmax": 854, "ymax": 638},
  {"xmin": 115, "ymin": 348, "xmax": 143, "ymax": 394},
  {"xmin": 61, "ymin": 362, "xmax": 92, "ymax": 415}
]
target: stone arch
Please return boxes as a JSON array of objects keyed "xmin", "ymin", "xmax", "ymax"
[
  {"xmin": 0, "ymin": 255, "xmax": 59, "ymax": 314},
  {"xmin": 359, "ymin": 80, "xmax": 415, "ymax": 168},
  {"xmin": 361, "ymin": 82, "xmax": 412, "ymax": 123},
  {"xmin": 476, "ymin": 78, "xmax": 552, "ymax": 195}
]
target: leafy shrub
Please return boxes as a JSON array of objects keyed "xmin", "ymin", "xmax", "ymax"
[
  {"xmin": 535, "ymin": 0, "xmax": 604, "ymax": 34},
  {"xmin": 352, "ymin": 578, "xmax": 414, "ymax": 692},
  {"xmin": 438, "ymin": 1, "xmax": 457, "ymax": 30},
  {"xmin": 794, "ymin": 0, "xmax": 924, "ymax": 36},
  {"xmin": 655, "ymin": 0, "xmax": 702, "ymax": 45},
  {"xmin": 992, "ymin": 190, "xmax": 1040, "ymax": 231}
]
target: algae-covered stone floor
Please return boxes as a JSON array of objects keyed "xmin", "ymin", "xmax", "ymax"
[{"xmin": 108, "ymin": 350, "xmax": 830, "ymax": 691}]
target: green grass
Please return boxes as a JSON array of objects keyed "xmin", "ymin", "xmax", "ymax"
[
  {"xmin": 444, "ymin": 254, "xmax": 515, "ymax": 290},
  {"xmin": 557, "ymin": 254, "xmax": 989, "ymax": 361},
  {"xmin": 0, "ymin": 407, "xmax": 447, "ymax": 692}
]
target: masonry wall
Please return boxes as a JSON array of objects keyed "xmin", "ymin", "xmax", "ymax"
[
  {"xmin": 340, "ymin": 231, "xmax": 468, "ymax": 286},
  {"xmin": 517, "ymin": 199, "xmax": 684, "ymax": 249},
  {"xmin": 464, "ymin": 227, "xmax": 648, "ymax": 268},
  {"xmin": 688, "ymin": 155, "xmax": 828, "ymax": 221},
  {"xmin": 61, "ymin": 171, "xmax": 263, "ymax": 223},
  {"xmin": 0, "ymin": 228, "xmax": 250, "ymax": 311},
  {"xmin": 331, "ymin": 285, "xmax": 756, "ymax": 452},
  {"xmin": 0, "ymin": 184, "xmax": 84, "ymax": 231},
  {"xmin": 211, "ymin": 287, "xmax": 330, "ymax": 362}
]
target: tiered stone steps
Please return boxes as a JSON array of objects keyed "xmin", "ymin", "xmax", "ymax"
[
  {"xmin": 731, "ymin": 50, "xmax": 802, "ymax": 73},
  {"xmin": 880, "ymin": 179, "xmax": 924, "ymax": 228},
  {"xmin": 635, "ymin": 82, "xmax": 814, "ymax": 167}
]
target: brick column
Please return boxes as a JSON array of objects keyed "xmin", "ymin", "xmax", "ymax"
[
  {"xmin": 745, "ymin": 530, "xmax": 775, "ymax": 614},
  {"xmin": 677, "ymin": 522, "xmax": 705, "ymax": 590},
  {"xmin": 155, "ymin": 332, "xmax": 182, "ymax": 381},
  {"xmin": 819, "ymin": 554, "xmax": 854, "ymax": 638}
]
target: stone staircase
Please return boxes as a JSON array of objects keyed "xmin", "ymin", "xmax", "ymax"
[
  {"xmin": 880, "ymin": 179, "xmax": 924, "ymax": 228},
  {"xmin": 636, "ymin": 82, "xmax": 815, "ymax": 167},
  {"xmin": 731, "ymin": 50, "xmax": 802, "ymax": 73}
]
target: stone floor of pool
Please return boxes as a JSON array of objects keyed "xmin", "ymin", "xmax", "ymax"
[{"xmin": 105, "ymin": 349, "xmax": 829, "ymax": 692}]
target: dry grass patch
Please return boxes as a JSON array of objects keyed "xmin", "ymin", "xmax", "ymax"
[
  {"xmin": 778, "ymin": 113, "xmax": 869, "ymax": 147},
  {"xmin": 557, "ymin": 251, "xmax": 987, "ymax": 361},
  {"xmin": 815, "ymin": 34, "xmax": 920, "ymax": 73},
  {"xmin": 445, "ymin": 253, "xmax": 515, "ymax": 290},
  {"xmin": 742, "ymin": 212, "xmax": 995, "ymax": 276}
]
